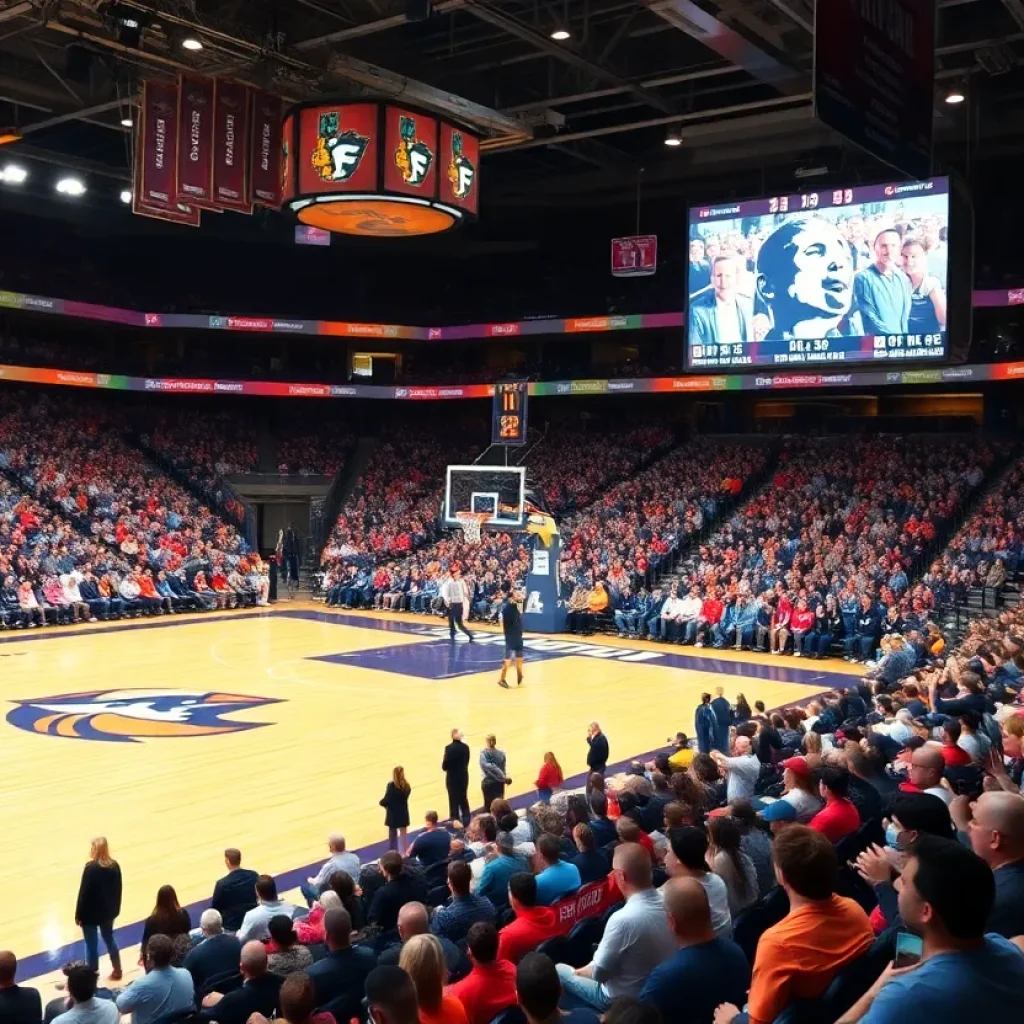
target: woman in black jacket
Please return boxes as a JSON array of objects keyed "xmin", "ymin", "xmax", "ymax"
[
  {"xmin": 140, "ymin": 884, "xmax": 192, "ymax": 964},
  {"xmin": 380, "ymin": 765, "xmax": 412, "ymax": 854},
  {"xmin": 75, "ymin": 837, "xmax": 123, "ymax": 979}
]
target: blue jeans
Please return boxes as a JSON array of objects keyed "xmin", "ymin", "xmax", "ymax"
[
  {"xmin": 817, "ymin": 631, "xmax": 836, "ymax": 656},
  {"xmin": 726, "ymin": 624, "xmax": 754, "ymax": 649},
  {"xmin": 301, "ymin": 880, "xmax": 321, "ymax": 906},
  {"xmin": 82, "ymin": 920, "xmax": 120, "ymax": 972},
  {"xmin": 792, "ymin": 630, "xmax": 817, "ymax": 655},
  {"xmin": 614, "ymin": 610, "xmax": 640, "ymax": 633},
  {"xmin": 537, "ymin": 787, "xmax": 553, "ymax": 803},
  {"xmin": 555, "ymin": 963, "xmax": 611, "ymax": 1011}
]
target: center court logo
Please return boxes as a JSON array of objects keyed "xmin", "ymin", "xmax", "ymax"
[{"xmin": 7, "ymin": 689, "xmax": 282, "ymax": 743}]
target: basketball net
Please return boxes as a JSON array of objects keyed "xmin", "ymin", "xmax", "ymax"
[{"xmin": 455, "ymin": 511, "xmax": 489, "ymax": 545}]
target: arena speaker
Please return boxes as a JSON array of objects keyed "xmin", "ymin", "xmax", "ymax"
[{"xmin": 406, "ymin": 0, "xmax": 432, "ymax": 22}]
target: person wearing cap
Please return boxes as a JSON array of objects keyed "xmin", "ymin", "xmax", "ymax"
[
  {"xmin": 808, "ymin": 766, "xmax": 860, "ymax": 843},
  {"xmin": 758, "ymin": 757, "xmax": 823, "ymax": 826},
  {"xmin": 474, "ymin": 832, "xmax": 525, "ymax": 910}
]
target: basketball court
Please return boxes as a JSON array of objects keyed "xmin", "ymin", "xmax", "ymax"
[{"xmin": 0, "ymin": 603, "xmax": 861, "ymax": 991}]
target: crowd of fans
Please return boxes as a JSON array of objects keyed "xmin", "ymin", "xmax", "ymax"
[{"xmin": 276, "ymin": 424, "xmax": 355, "ymax": 478}]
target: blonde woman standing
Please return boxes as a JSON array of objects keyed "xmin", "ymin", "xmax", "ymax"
[
  {"xmin": 75, "ymin": 837, "xmax": 123, "ymax": 979},
  {"xmin": 381, "ymin": 766, "xmax": 412, "ymax": 854}
]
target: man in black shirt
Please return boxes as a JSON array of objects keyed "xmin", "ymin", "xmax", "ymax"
[
  {"xmin": 497, "ymin": 583, "xmax": 525, "ymax": 689},
  {"xmin": 199, "ymin": 941, "xmax": 282, "ymax": 1024},
  {"xmin": 442, "ymin": 728, "xmax": 471, "ymax": 826},
  {"xmin": 368, "ymin": 853, "xmax": 429, "ymax": 933},
  {"xmin": 305, "ymin": 908, "xmax": 377, "ymax": 1014},
  {"xmin": 211, "ymin": 848, "xmax": 259, "ymax": 932},
  {"xmin": 0, "ymin": 951, "xmax": 41, "ymax": 1024}
]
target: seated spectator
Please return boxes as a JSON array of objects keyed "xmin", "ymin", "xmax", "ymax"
[
  {"xmin": 728, "ymin": 802, "xmax": 775, "ymax": 898},
  {"xmin": 248, "ymin": 972, "xmax": 335, "ymax": 1024},
  {"xmin": 408, "ymin": 812, "xmax": 452, "ymax": 868},
  {"xmin": 399, "ymin": 934, "xmax": 468, "ymax": 1024},
  {"xmin": 326, "ymin": 871, "xmax": 366, "ymax": 933},
  {"xmin": 962, "ymin": 791, "xmax": 1024, "ymax": 939},
  {"xmin": 903, "ymin": 746, "xmax": 954, "ymax": 805},
  {"xmin": 554, "ymin": 843, "xmax": 675, "ymax": 1009},
  {"xmin": 534, "ymin": 834, "xmax": 582, "ymax": 905},
  {"xmin": 475, "ymin": 831, "xmax": 526, "ymax": 909},
  {"xmin": 758, "ymin": 756, "xmax": 823, "ymax": 825},
  {"xmin": 808, "ymin": 766, "xmax": 861, "ymax": 843},
  {"xmin": 0, "ymin": 951, "xmax": 42, "ymax": 1024},
  {"xmin": 211, "ymin": 847, "xmax": 258, "ymax": 932},
  {"xmin": 302, "ymin": 833, "xmax": 362, "ymax": 905},
  {"xmin": 51, "ymin": 963, "xmax": 116, "ymax": 1024},
  {"xmin": 183, "ymin": 908, "xmax": 242, "ymax": 993},
  {"xmin": 115, "ymin": 934, "xmax": 195, "ymax": 1024},
  {"xmin": 664, "ymin": 826, "xmax": 732, "ymax": 939},
  {"xmin": 572, "ymin": 824, "xmax": 610, "ymax": 885},
  {"xmin": 517, "ymin": 952, "xmax": 600, "ymax": 1024},
  {"xmin": 370, "ymin": 853, "xmax": 429, "ymax": 933},
  {"xmin": 199, "ymin": 940, "xmax": 283, "ymax": 1024},
  {"xmin": 836, "ymin": 836, "xmax": 1024, "ymax": 1023},
  {"xmin": 939, "ymin": 719, "xmax": 973, "ymax": 768},
  {"xmin": 446, "ymin": 922, "xmax": 516, "ymax": 1024},
  {"xmin": 295, "ymin": 889, "xmax": 343, "ymax": 946},
  {"xmin": 379, "ymin": 903, "xmax": 462, "ymax": 978},
  {"xmin": 237, "ymin": 874, "xmax": 298, "ymax": 944},
  {"xmin": 706, "ymin": 817, "xmax": 758, "ymax": 916},
  {"xmin": 496, "ymin": 874, "xmax": 559, "ymax": 963},
  {"xmin": 430, "ymin": 861, "xmax": 496, "ymax": 944},
  {"xmin": 267, "ymin": 915, "xmax": 314, "ymax": 976},
  {"xmin": 305, "ymin": 908, "xmax": 377, "ymax": 1010},
  {"xmin": 640, "ymin": 878, "xmax": 750, "ymax": 1024},
  {"xmin": 715, "ymin": 825, "xmax": 873, "ymax": 1024},
  {"xmin": 364, "ymin": 966, "xmax": 420, "ymax": 1024},
  {"xmin": 140, "ymin": 884, "xmax": 191, "ymax": 963}
]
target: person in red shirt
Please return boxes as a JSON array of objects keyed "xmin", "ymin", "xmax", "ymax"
[
  {"xmin": 447, "ymin": 922, "xmax": 517, "ymax": 1024},
  {"xmin": 534, "ymin": 753, "xmax": 564, "ymax": 804},
  {"xmin": 496, "ymin": 874, "xmax": 559, "ymax": 964},
  {"xmin": 790, "ymin": 598, "xmax": 817, "ymax": 658},
  {"xmin": 939, "ymin": 719, "xmax": 973, "ymax": 767},
  {"xmin": 694, "ymin": 589, "xmax": 724, "ymax": 649},
  {"xmin": 808, "ymin": 765, "xmax": 861, "ymax": 843}
]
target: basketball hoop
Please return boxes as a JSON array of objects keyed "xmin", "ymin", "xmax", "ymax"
[{"xmin": 455, "ymin": 511, "xmax": 490, "ymax": 545}]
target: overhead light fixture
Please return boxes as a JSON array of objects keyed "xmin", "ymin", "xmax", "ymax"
[
  {"xmin": 120, "ymin": 189, "xmax": 132, "ymax": 204},
  {"xmin": 56, "ymin": 176, "xmax": 86, "ymax": 196},
  {"xmin": 181, "ymin": 36, "xmax": 204, "ymax": 51},
  {"xmin": 0, "ymin": 164, "xmax": 27, "ymax": 184},
  {"xmin": 664, "ymin": 129, "xmax": 683, "ymax": 147},
  {"xmin": 550, "ymin": 28, "xmax": 570, "ymax": 40},
  {"xmin": 945, "ymin": 86, "xmax": 966, "ymax": 104},
  {"xmin": 120, "ymin": 115, "xmax": 133, "ymax": 127}
]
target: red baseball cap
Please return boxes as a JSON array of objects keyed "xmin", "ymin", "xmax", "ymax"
[{"xmin": 780, "ymin": 756, "xmax": 812, "ymax": 778}]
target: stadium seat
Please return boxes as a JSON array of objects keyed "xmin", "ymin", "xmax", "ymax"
[
  {"xmin": 534, "ymin": 935, "xmax": 573, "ymax": 964},
  {"xmin": 490, "ymin": 1008, "xmax": 527, "ymax": 1024},
  {"xmin": 732, "ymin": 886, "xmax": 789, "ymax": 965}
]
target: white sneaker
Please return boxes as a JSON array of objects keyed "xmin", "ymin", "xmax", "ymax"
[{"xmin": 794, "ymin": 651, "xmax": 802, "ymax": 658}]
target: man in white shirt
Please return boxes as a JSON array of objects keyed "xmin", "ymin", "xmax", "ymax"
[
  {"xmin": 236, "ymin": 875, "xmax": 298, "ymax": 943},
  {"xmin": 301, "ymin": 833, "xmax": 361, "ymax": 905},
  {"xmin": 711, "ymin": 737, "xmax": 761, "ymax": 803},
  {"xmin": 676, "ymin": 586, "xmax": 704, "ymax": 645},
  {"xmin": 658, "ymin": 585, "xmax": 684, "ymax": 641},
  {"xmin": 440, "ymin": 567, "xmax": 473, "ymax": 641}
]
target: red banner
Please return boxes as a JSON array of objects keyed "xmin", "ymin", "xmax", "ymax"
[
  {"xmin": 250, "ymin": 90, "xmax": 283, "ymax": 209},
  {"xmin": 611, "ymin": 235, "xmax": 658, "ymax": 277},
  {"xmin": 439, "ymin": 122, "xmax": 479, "ymax": 215},
  {"xmin": 384, "ymin": 106, "xmax": 439, "ymax": 197},
  {"xmin": 138, "ymin": 80, "xmax": 180, "ymax": 209},
  {"xmin": 175, "ymin": 74, "xmax": 215, "ymax": 208},
  {"xmin": 212, "ymin": 80, "xmax": 252, "ymax": 212},
  {"xmin": 296, "ymin": 104, "xmax": 379, "ymax": 197}
]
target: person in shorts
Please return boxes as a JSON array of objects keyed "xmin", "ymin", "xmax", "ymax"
[{"xmin": 498, "ymin": 583, "xmax": 525, "ymax": 689}]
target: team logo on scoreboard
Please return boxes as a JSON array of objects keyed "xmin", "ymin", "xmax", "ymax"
[
  {"xmin": 6, "ymin": 689, "xmax": 282, "ymax": 743},
  {"xmin": 311, "ymin": 110, "xmax": 370, "ymax": 183},
  {"xmin": 395, "ymin": 115, "xmax": 434, "ymax": 187},
  {"xmin": 447, "ymin": 131, "xmax": 476, "ymax": 199}
]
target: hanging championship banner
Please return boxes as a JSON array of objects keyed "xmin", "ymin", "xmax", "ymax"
[
  {"xmin": 175, "ymin": 74, "xmax": 215, "ymax": 208},
  {"xmin": 250, "ymin": 90, "xmax": 284, "ymax": 209},
  {"xmin": 133, "ymin": 129, "xmax": 201, "ymax": 227},
  {"xmin": 137, "ymin": 80, "xmax": 180, "ymax": 210},
  {"xmin": 212, "ymin": 80, "xmax": 252, "ymax": 213}
]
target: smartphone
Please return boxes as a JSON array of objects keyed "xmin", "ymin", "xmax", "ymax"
[{"xmin": 894, "ymin": 930, "xmax": 923, "ymax": 968}]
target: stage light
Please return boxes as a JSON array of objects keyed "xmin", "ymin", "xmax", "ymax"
[
  {"xmin": 56, "ymin": 176, "xmax": 86, "ymax": 196},
  {"xmin": 664, "ymin": 130, "xmax": 683, "ymax": 147},
  {"xmin": 120, "ymin": 189, "xmax": 132, "ymax": 204},
  {"xmin": 120, "ymin": 116, "xmax": 133, "ymax": 127},
  {"xmin": 0, "ymin": 164, "xmax": 28, "ymax": 184},
  {"xmin": 945, "ymin": 87, "xmax": 965, "ymax": 105},
  {"xmin": 181, "ymin": 36, "xmax": 203, "ymax": 51},
  {"xmin": 550, "ymin": 28, "xmax": 570, "ymax": 40}
]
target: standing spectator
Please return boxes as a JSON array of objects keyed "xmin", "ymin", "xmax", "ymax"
[
  {"xmin": 381, "ymin": 767, "xmax": 412, "ymax": 855},
  {"xmin": 480, "ymin": 735, "xmax": 509, "ymax": 810},
  {"xmin": 211, "ymin": 848, "xmax": 258, "ymax": 932},
  {"xmin": 399, "ymin": 934, "xmax": 469, "ymax": 1024},
  {"xmin": 695, "ymin": 694, "xmax": 717, "ymax": 756},
  {"xmin": 587, "ymin": 723, "xmax": 609, "ymax": 777},
  {"xmin": 446, "ymin": 922, "xmax": 517, "ymax": 1024},
  {"xmin": 714, "ymin": 826, "xmax": 873, "ymax": 1024},
  {"xmin": 75, "ymin": 837, "xmax": 122, "ymax": 980},
  {"xmin": 302, "ymin": 833, "xmax": 361, "ymax": 905},
  {"xmin": 442, "ymin": 729, "xmax": 472, "ymax": 827},
  {"xmin": 115, "ymin": 934, "xmax": 194, "ymax": 1024},
  {"xmin": 554, "ymin": 844, "xmax": 675, "ymax": 1009},
  {"xmin": 710, "ymin": 689, "xmax": 732, "ymax": 755},
  {"xmin": 442, "ymin": 568, "xmax": 473, "ymax": 642},
  {"xmin": 535, "ymin": 752, "xmax": 564, "ymax": 804},
  {"xmin": 640, "ymin": 879, "xmax": 750, "ymax": 1024},
  {"xmin": 836, "ymin": 836, "xmax": 1024, "ymax": 1023},
  {"xmin": 0, "ymin": 951, "xmax": 43, "ymax": 1024}
]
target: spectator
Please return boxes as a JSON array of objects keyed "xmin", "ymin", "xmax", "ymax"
[
  {"xmin": 431, "ymin": 861, "xmax": 496, "ymax": 943},
  {"xmin": 140, "ymin": 884, "xmax": 191, "ymax": 963},
  {"xmin": 369, "ymin": 853, "xmax": 429, "ymax": 933},
  {"xmin": 51, "ymin": 963, "xmax": 115, "ymax": 1024},
  {"xmin": 237, "ymin": 874, "xmax": 298, "ymax": 944},
  {"xmin": 399, "ymin": 935, "xmax": 468, "ymax": 1024},
  {"xmin": 211, "ymin": 847, "xmax": 258, "ymax": 932},
  {"xmin": 381, "ymin": 767, "xmax": 413, "ymax": 855},
  {"xmin": 408, "ymin": 812, "xmax": 452, "ymax": 868},
  {"xmin": 480, "ymin": 735, "xmax": 510, "ymax": 810},
  {"xmin": 267, "ymin": 915, "xmax": 314, "ymax": 976},
  {"xmin": 115, "ymin": 934, "xmax": 194, "ymax": 1024},
  {"xmin": 0, "ymin": 950, "xmax": 44, "ymax": 1024},
  {"xmin": 710, "ymin": 736, "xmax": 760, "ymax": 804},
  {"xmin": 664, "ymin": 826, "xmax": 733, "ymax": 939},
  {"xmin": 964, "ymin": 791, "xmax": 1024, "ymax": 939},
  {"xmin": 904, "ymin": 747, "xmax": 954, "ymax": 806},
  {"xmin": 517, "ymin": 952, "xmax": 599, "ymax": 1024},
  {"xmin": 640, "ymin": 878, "xmax": 750, "ymax": 1024},
  {"xmin": 758, "ymin": 756, "xmax": 823, "ymax": 825},
  {"xmin": 809, "ymin": 766, "xmax": 861, "ymax": 843},
  {"xmin": 183, "ymin": 909, "xmax": 242, "ymax": 993},
  {"xmin": 303, "ymin": 834, "xmax": 362, "ymax": 904},
  {"xmin": 587, "ymin": 723, "xmax": 610, "ymax": 776},
  {"xmin": 198, "ymin": 940, "xmax": 282, "ymax": 1024},
  {"xmin": 74, "ymin": 837, "xmax": 122, "ymax": 980},
  {"xmin": 534, "ymin": 834, "xmax": 582, "ymax": 905},
  {"xmin": 496, "ymin": 874, "xmax": 559, "ymax": 964},
  {"xmin": 379, "ymin": 903, "xmax": 462, "ymax": 979},
  {"xmin": 365, "ymin": 966, "xmax": 421, "ymax": 1024},
  {"xmin": 714, "ymin": 825, "xmax": 873, "ymax": 1024},
  {"xmin": 572, "ymin": 824, "xmax": 610, "ymax": 886},
  {"xmin": 446, "ymin": 922, "xmax": 517, "ymax": 1024},
  {"xmin": 248, "ymin": 972, "xmax": 336, "ymax": 1024},
  {"xmin": 305, "ymin": 908, "xmax": 377, "ymax": 1010},
  {"xmin": 554, "ymin": 843, "xmax": 675, "ymax": 1009},
  {"xmin": 837, "ymin": 836, "xmax": 1024, "ymax": 1023},
  {"xmin": 535, "ymin": 753, "xmax": 564, "ymax": 803},
  {"xmin": 706, "ymin": 817, "xmax": 758, "ymax": 916},
  {"xmin": 728, "ymin": 802, "xmax": 775, "ymax": 898}
]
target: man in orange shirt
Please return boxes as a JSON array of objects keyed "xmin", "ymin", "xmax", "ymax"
[
  {"xmin": 495, "ymin": 874, "xmax": 559, "ymax": 964},
  {"xmin": 714, "ymin": 825, "xmax": 873, "ymax": 1024},
  {"xmin": 447, "ymin": 922, "xmax": 516, "ymax": 1024}
]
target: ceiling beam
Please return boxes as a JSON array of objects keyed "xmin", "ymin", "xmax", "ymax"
[{"xmin": 0, "ymin": 2, "xmax": 35, "ymax": 25}]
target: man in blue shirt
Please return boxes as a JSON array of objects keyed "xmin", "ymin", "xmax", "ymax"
[
  {"xmin": 841, "ymin": 836, "xmax": 1024, "ymax": 1023},
  {"xmin": 641, "ymin": 877, "xmax": 749, "ymax": 1024},
  {"xmin": 476, "ymin": 832, "xmax": 527, "ymax": 909},
  {"xmin": 965, "ymin": 791, "xmax": 1024, "ymax": 939},
  {"xmin": 408, "ymin": 810, "xmax": 453, "ymax": 867},
  {"xmin": 853, "ymin": 230, "xmax": 911, "ymax": 335},
  {"xmin": 115, "ymin": 935, "xmax": 194, "ymax": 1024},
  {"xmin": 430, "ymin": 860, "xmax": 496, "ymax": 943},
  {"xmin": 534, "ymin": 834, "xmax": 581, "ymax": 906}
]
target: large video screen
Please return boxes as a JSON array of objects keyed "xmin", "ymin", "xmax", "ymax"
[{"xmin": 686, "ymin": 177, "xmax": 950, "ymax": 370}]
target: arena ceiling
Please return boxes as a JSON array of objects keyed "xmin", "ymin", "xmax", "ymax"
[{"xmin": 2, "ymin": 0, "xmax": 1024, "ymax": 212}]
